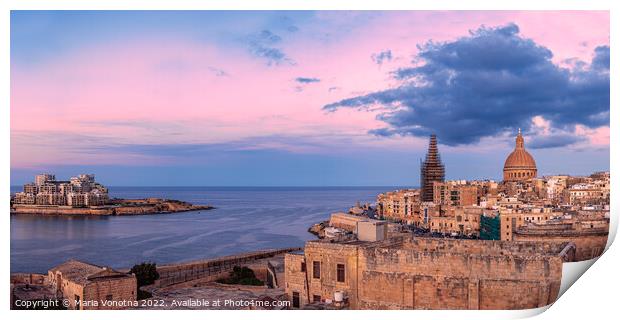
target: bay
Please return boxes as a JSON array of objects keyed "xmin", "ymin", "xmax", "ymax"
[{"xmin": 10, "ymin": 186, "xmax": 402, "ymax": 273}]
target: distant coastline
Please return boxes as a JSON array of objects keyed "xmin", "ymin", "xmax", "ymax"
[
  {"xmin": 10, "ymin": 173, "xmax": 214, "ymax": 216},
  {"xmin": 11, "ymin": 198, "xmax": 214, "ymax": 216}
]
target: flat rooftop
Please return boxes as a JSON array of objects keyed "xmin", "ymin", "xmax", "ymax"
[{"xmin": 308, "ymin": 234, "xmax": 573, "ymax": 258}]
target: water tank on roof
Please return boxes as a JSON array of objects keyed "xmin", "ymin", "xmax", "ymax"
[{"xmin": 334, "ymin": 291, "xmax": 344, "ymax": 302}]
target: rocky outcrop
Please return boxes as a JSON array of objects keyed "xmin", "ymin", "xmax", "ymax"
[{"xmin": 307, "ymin": 220, "xmax": 329, "ymax": 239}]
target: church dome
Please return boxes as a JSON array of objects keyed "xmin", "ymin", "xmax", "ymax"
[
  {"xmin": 503, "ymin": 129, "xmax": 537, "ymax": 181},
  {"xmin": 504, "ymin": 149, "xmax": 536, "ymax": 169}
]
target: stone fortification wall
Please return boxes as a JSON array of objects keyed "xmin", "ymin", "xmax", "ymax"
[
  {"xmin": 156, "ymin": 248, "xmax": 301, "ymax": 287},
  {"xmin": 329, "ymin": 213, "xmax": 367, "ymax": 232},
  {"xmin": 286, "ymin": 237, "xmax": 573, "ymax": 310},
  {"xmin": 513, "ymin": 231, "xmax": 607, "ymax": 261},
  {"xmin": 83, "ymin": 276, "xmax": 137, "ymax": 310}
]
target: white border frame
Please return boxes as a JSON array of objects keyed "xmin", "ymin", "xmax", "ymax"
[{"xmin": 1, "ymin": 1, "xmax": 615, "ymax": 320}]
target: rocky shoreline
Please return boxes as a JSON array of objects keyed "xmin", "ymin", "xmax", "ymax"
[
  {"xmin": 307, "ymin": 220, "xmax": 328, "ymax": 239},
  {"xmin": 11, "ymin": 198, "xmax": 214, "ymax": 216}
]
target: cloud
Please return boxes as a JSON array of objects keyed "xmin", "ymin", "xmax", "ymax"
[
  {"xmin": 591, "ymin": 45, "xmax": 610, "ymax": 70},
  {"xmin": 328, "ymin": 86, "xmax": 341, "ymax": 92},
  {"xmin": 324, "ymin": 23, "xmax": 610, "ymax": 148},
  {"xmin": 371, "ymin": 50, "xmax": 393, "ymax": 65},
  {"xmin": 295, "ymin": 77, "xmax": 321, "ymax": 84},
  {"xmin": 528, "ymin": 133, "xmax": 585, "ymax": 149},
  {"xmin": 246, "ymin": 30, "xmax": 294, "ymax": 65},
  {"xmin": 208, "ymin": 66, "xmax": 228, "ymax": 77}
]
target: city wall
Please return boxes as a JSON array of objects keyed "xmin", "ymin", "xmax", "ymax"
[
  {"xmin": 10, "ymin": 273, "xmax": 47, "ymax": 286},
  {"xmin": 329, "ymin": 213, "xmax": 367, "ymax": 232},
  {"xmin": 155, "ymin": 248, "xmax": 301, "ymax": 287},
  {"xmin": 287, "ymin": 237, "xmax": 573, "ymax": 310},
  {"xmin": 356, "ymin": 244, "xmax": 565, "ymax": 309},
  {"xmin": 83, "ymin": 276, "xmax": 137, "ymax": 310},
  {"xmin": 513, "ymin": 230, "xmax": 607, "ymax": 261}
]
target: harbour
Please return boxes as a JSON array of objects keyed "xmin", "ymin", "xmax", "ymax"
[{"xmin": 10, "ymin": 186, "xmax": 393, "ymax": 273}]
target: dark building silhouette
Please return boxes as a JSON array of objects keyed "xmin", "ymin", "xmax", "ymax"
[{"xmin": 420, "ymin": 134, "xmax": 445, "ymax": 202}]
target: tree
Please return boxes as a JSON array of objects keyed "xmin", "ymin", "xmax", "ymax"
[{"xmin": 130, "ymin": 262, "xmax": 159, "ymax": 287}]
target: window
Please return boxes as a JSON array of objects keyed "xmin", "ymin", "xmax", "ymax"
[
  {"xmin": 292, "ymin": 292, "xmax": 300, "ymax": 308},
  {"xmin": 337, "ymin": 264, "xmax": 345, "ymax": 282},
  {"xmin": 313, "ymin": 295, "xmax": 321, "ymax": 303},
  {"xmin": 301, "ymin": 262, "xmax": 306, "ymax": 272},
  {"xmin": 313, "ymin": 261, "xmax": 321, "ymax": 279},
  {"xmin": 105, "ymin": 294, "xmax": 113, "ymax": 301},
  {"xmin": 74, "ymin": 295, "xmax": 81, "ymax": 310}
]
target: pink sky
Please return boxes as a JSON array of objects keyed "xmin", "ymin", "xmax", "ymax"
[{"xmin": 11, "ymin": 11, "xmax": 609, "ymax": 171}]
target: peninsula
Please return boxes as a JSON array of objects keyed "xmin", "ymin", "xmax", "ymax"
[{"xmin": 10, "ymin": 173, "xmax": 213, "ymax": 216}]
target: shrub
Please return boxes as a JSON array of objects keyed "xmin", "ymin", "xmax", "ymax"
[
  {"xmin": 130, "ymin": 262, "xmax": 160, "ymax": 287},
  {"xmin": 217, "ymin": 266, "xmax": 264, "ymax": 286}
]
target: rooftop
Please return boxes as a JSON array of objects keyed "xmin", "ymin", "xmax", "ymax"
[
  {"xmin": 12, "ymin": 284, "xmax": 57, "ymax": 301},
  {"xmin": 49, "ymin": 259, "xmax": 131, "ymax": 285},
  {"xmin": 308, "ymin": 234, "xmax": 574, "ymax": 259}
]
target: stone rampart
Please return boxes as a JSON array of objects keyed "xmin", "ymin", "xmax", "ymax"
[
  {"xmin": 156, "ymin": 247, "xmax": 302, "ymax": 287},
  {"xmin": 286, "ymin": 236, "xmax": 573, "ymax": 310}
]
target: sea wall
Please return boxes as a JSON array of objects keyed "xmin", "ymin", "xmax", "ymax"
[
  {"xmin": 155, "ymin": 248, "xmax": 302, "ymax": 287},
  {"xmin": 12, "ymin": 205, "xmax": 113, "ymax": 215},
  {"xmin": 11, "ymin": 201, "xmax": 212, "ymax": 216}
]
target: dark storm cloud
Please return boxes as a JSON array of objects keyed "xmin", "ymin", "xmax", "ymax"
[
  {"xmin": 324, "ymin": 23, "xmax": 610, "ymax": 147},
  {"xmin": 528, "ymin": 133, "xmax": 585, "ymax": 149},
  {"xmin": 246, "ymin": 30, "xmax": 294, "ymax": 65}
]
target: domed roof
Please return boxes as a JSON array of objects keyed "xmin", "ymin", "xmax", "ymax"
[
  {"xmin": 504, "ymin": 149, "xmax": 537, "ymax": 169},
  {"xmin": 503, "ymin": 129, "xmax": 537, "ymax": 169}
]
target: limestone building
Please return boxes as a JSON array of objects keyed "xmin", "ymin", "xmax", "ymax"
[
  {"xmin": 503, "ymin": 129, "xmax": 537, "ymax": 181},
  {"xmin": 47, "ymin": 260, "xmax": 137, "ymax": 310},
  {"xmin": 13, "ymin": 173, "xmax": 109, "ymax": 207},
  {"xmin": 432, "ymin": 181, "xmax": 478, "ymax": 207},
  {"xmin": 376, "ymin": 189, "xmax": 419, "ymax": 221},
  {"xmin": 420, "ymin": 134, "xmax": 445, "ymax": 202},
  {"xmin": 285, "ymin": 235, "xmax": 574, "ymax": 310}
]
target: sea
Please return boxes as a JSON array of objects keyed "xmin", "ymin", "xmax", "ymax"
[{"xmin": 10, "ymin": 186, "xmax": 403, "ymax": 273}]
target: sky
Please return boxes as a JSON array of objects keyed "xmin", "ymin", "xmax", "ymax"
[{"xmin": 10, "ymin": 11, "xmax": 610, "ymax": 186}]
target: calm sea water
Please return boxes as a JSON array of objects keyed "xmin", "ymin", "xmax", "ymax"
[{"xmin": 10, "ymin": 186, "xmax": 400, "ymax": 273}]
